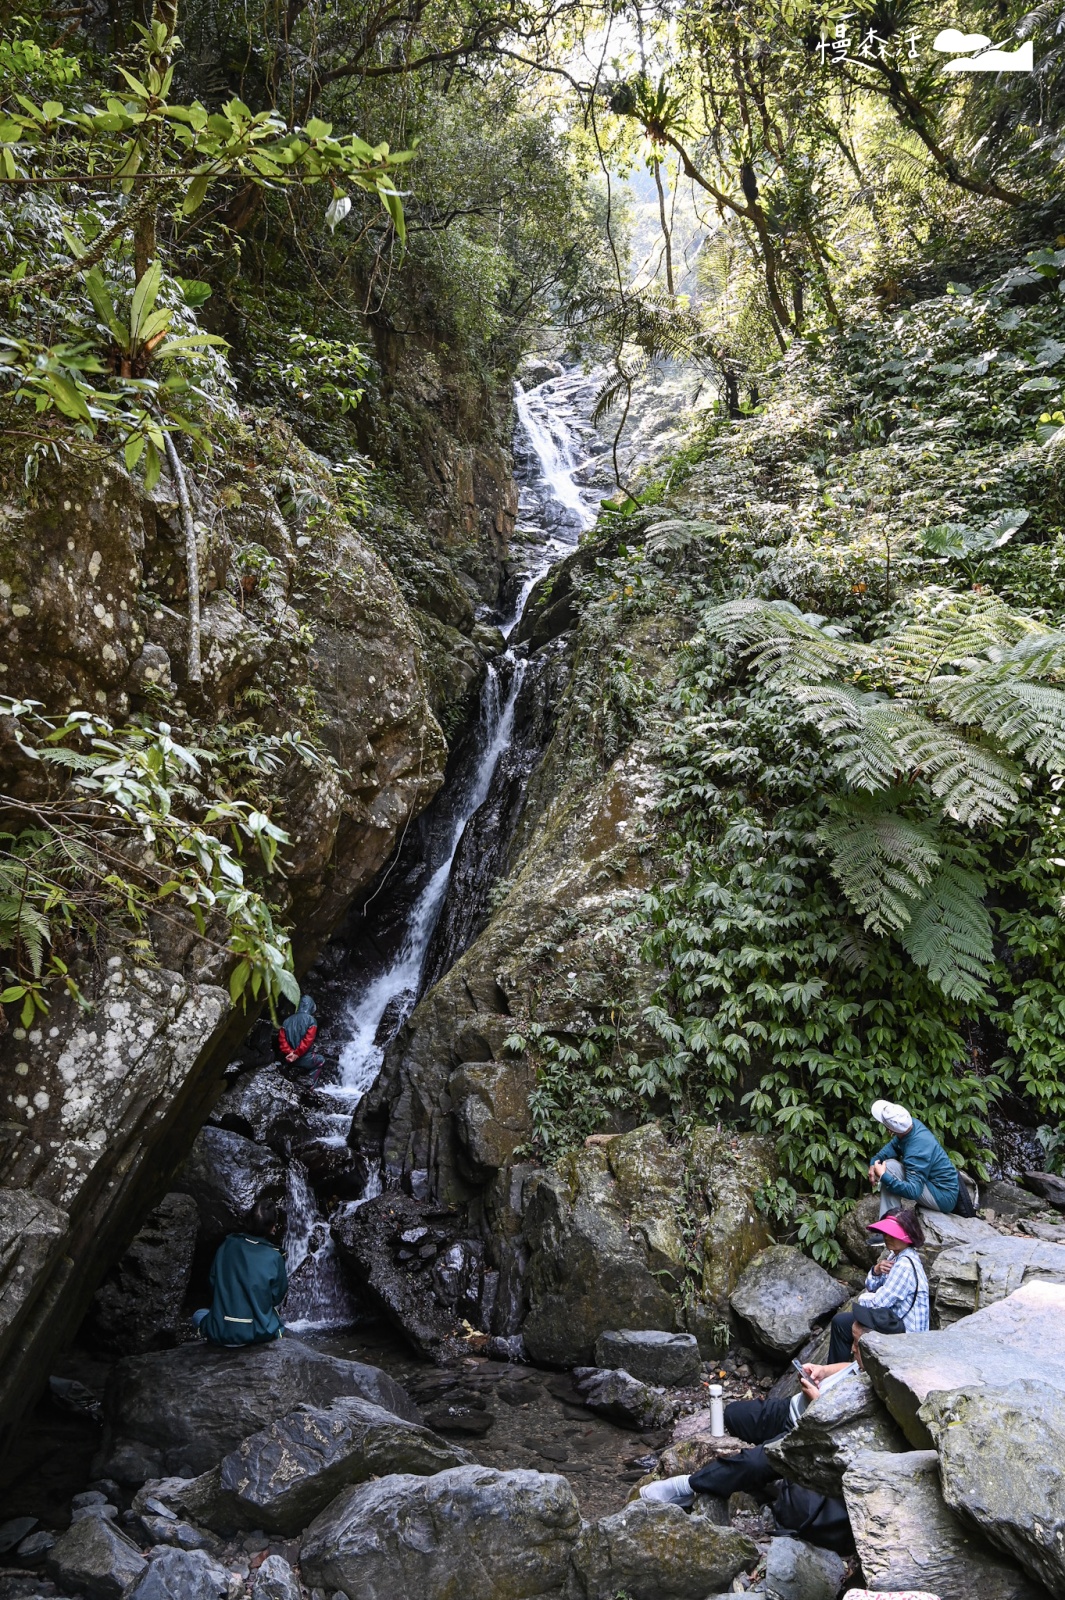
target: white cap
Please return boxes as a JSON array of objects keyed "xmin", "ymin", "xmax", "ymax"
[{"xmin": 871, "ymin": 1099, "xmax": 913, "ymax": 1135}]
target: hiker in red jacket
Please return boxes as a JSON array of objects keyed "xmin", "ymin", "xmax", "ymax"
[{"xmin": 277, "ymin": 993, "xmax": 325, "ymax": 1086}]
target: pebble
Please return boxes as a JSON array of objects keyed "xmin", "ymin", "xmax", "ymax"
[{"xmin": 17, "ymin": 1528, "xmax": 56, "ymax": 1564}]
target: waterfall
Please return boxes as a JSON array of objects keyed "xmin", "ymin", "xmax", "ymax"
[{"xmin": 282, "ymin": 1161, "xmax": 360, "ymax": 1331}]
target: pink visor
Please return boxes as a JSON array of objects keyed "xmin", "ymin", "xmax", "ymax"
[{"xmin": 866, "ymin": 1216, "xmax": 911, "ymax": 1244}]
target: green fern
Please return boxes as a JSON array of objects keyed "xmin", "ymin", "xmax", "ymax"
[
  {"xmin": 817, "ymin": 803, "xmax": 941, "ymax": 934},
  {"xmin": 897, "ymin": 863, "xmax": 994, "ymax": 1002}
]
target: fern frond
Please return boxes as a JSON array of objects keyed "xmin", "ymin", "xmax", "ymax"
[
  {"xmin": 933, "ymin": 671, "xmax": 1065, "ymax": 770},
  {"xmin": 818, "ymin": 805, "xmax": 941, "ymax": 934},
  {"xmin": 701, "ymin": 598, "xmax": 854, "ymax": 682},
  {"xmin": 897, "ymin": 862, "xmax": 993, "ymax": 1002}
]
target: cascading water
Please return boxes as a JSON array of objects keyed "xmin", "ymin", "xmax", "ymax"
[{"xmin": 285, "ymin": 370, "xmax": 602, "ymax": 1326}]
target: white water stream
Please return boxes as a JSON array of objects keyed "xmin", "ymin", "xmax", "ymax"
[{"xmin": 281, "ymin": 372, "xmax": 601, "ymax": 1328}]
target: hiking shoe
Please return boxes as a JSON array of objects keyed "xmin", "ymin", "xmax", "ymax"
[{"xmin": 639, "ymin": 1474, "xmax": 694, "ymax": 1507}]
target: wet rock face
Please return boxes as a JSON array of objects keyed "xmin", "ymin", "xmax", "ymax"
[
  {"xmin": 96, "ymin": 1337, "xmax": 420, "ymax": 1481},
  {"xmin": 572, "ymin": 1501, "xmax": 757, "ymax": 1600},
  {"xmin": 86, "ymin": 1193, "xmax": 199, "ymax": 1357},
  {"xmin": 922, "ymin": 1378, "xmax": 1065, "ymax": 1596},
  {"xmin": 186, "ymin": 1396, "xmax": 474, "ymax": 1535},
  {"xmin": 843, "ymin": 1449, "xmax": 1045, "ymax": 1600},
  {"xmin": 730, "ymin": 1246, "xmax": 849, "ymax": 1357},
  {"xmin": 173, "ymin": 1127, "xmax": 285, "ymax": 1245},
  {"xmin": 300, "ymin": 1464, "xmax": 582, "ymax": 1600}
]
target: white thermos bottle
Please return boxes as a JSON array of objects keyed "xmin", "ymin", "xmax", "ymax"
[{"xmin": 708, "ymin": 1383, "xmax": 725, "ymax": 1437}]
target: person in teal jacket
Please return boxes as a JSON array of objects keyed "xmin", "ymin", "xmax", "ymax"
[
  {"xmin": 868, "ymin": 1099, "xmax": 961, "ymax": 1216},
  {"xmin": 192, "ymin": 1196, "xmax": 288, "ymax": 1346}
]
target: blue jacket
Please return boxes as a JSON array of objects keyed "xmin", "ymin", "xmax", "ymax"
[
  {"xmin": 201, "ymin": 1233, "xmax": 288, "ymax": 1346},
  {"xmin": 874, "ymin": 1116, "xmax": 959, "ymax": 1213}
]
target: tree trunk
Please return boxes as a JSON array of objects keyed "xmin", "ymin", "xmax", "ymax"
[
  {"xmin": 652, "ymin": 156, "xmax": 675, "ymax": 296},
  {"xmin": 163, "ymin": 430, "xmax": 203, "ymax": 686}
]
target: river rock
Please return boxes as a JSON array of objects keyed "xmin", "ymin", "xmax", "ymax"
[
  {"xmin": 46, "ymin": 1515, "xmax": 148, "ymax": 1600},
  {"xmin": 573, "ymin": 1501, "xmax": 757, "ymax": 1600},
  {"xmin": 172, "ymin": 1127, "xmax": 285, "ymax": 1245},
  {"xmin": 594, "ymin": 1330, "xmax": 701, "ymax": 1387},
  {"xmin": 687, "ymin": 1127, "xmax": 777, "ymax": 1323},
  {"xmin": 981, "ymin": 1179, "xmax": 1047, "ymax": 1221},
  {"xmin": 763, "ymin": 1536, "xmax": 848, "ymax": 1600},
  {"xmin": 860, "ymin": 1278, "xmax": 1065, "ymax": 1447},
  {"xmin": 730, "ymin": 1247, "xmax": 849, "ymax": 1356},
  {"xmin": 209, "ymin": 1069, "xmax": 313, "ymax": 1157},
  {"xmin": 521, "ymin": 1145, "xmax": 677, "ymax": 1365},
  {"xmin": 330, "ymin": 1192, "xmax": 465, "ymax": 1359},
  {"xmin": 921, "ymin": 1378, "xmax": 1065, "ymax": 1595},
  {"xmin": 1021, "ymin": 1171, "xmax": 1065, "ymax": 1210},
  {"xmin": 300, "ymin": 1465, "xmax": 582, "ymax": 1600},
  {"xmin": 251, "ymin": 1556, "xmax": 299, "ymax": 1600},
  {"xmin": 87, "ymin": 1194, "xmax": 199, "ymax": 1358},
  {"xmin": 843, "ymin": 1449, "xmax": 1045, "ymax": 1600},
  {"xmin": 186, "ymin": 1396, "xmax": 474, "ymax": 1534},
  {"xmin": 835, "ymin": 1195, "xmax": 881, "ymax": 1269},
  {"xmin": 130, "ymin": 1548, "xmax": 229, "ymax": 1600},
  {"xmin": 764, "ymin": 1371, "xmax": 907, "ymax": 1496},
  {"xmin": 916, "ymin": 1209, "xmax": 997, "ymax": 1272},
  {"xmin": 97, "ymin": 1337, "xmax": 419, "ymax": 1480},
  {"xmin": 931, "ymin": 1233, "xmax": 1065, "ymax": 1324},
  {"xmin": 573, "ymin": 1367, "xmax": 675, "ymax": 1430}
]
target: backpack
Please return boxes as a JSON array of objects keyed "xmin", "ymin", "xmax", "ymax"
[{"xmin": 772, "ymin": 1481, "xmax": 854, "ymax": 1553}]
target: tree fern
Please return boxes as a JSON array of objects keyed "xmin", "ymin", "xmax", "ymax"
[
  {"xmin": 817, "ymin": 804, "xmax": 941, "ymax": 934},
  {"xmin": 897, "ymin": 863, "xmax": 993, "ymax": 1003}
]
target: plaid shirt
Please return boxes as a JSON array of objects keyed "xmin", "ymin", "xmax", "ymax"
[{"xmin": 858, "ymin": 1247, "xmax": 930, "ymax": 1332}]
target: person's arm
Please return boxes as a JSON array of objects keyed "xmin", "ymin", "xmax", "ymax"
[
  {"xmin": 799, "ymin": 1359, "xmax": 854, "ymax": 1402},
  {"xmin": 879, "ymin": 1151, "xmax": 928, "ymax": 1198}
]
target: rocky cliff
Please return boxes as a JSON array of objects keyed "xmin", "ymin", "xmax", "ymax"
[{"xmin": 0, "ymin": 384, "xmax": 510, "ymax": 1445}]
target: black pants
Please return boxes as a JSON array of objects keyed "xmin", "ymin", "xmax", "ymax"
[
  {"xmin": 688, "ymin": 1397, "xmax": 792, "ymax": 1498},
  {"xmin": 827, "ymin": 1311, "xmax": 856, "ymax": 1364}
]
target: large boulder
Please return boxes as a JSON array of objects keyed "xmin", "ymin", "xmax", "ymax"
[
  {"xmin": 185, "ymin": 1396, "xmax": 474, "ymax": 1534},
  {"xmin": 572, "ymin": 1501, "xmax": 757, "ymax": 1600},
  {"xmin": 172, "ymin": 1127, "xmax": 285, "ymax": 1245},
  {"xmin": 843, "ymin": 1449, "xmax": 1045, "ymax": 1600},
  {"xmin": 572, "ymin": 1367, "xmax": 675, "ymax": 1431},
  {"xmin": 687, "ymin": 1128, "xmax": 777, "ymax": 1322},
  {"xmin": 922, "ymin": 1379, "xmax": 1065, "ymax": 1596},
  {"xmin": 835, "ymin": 1194, "xmax": 881, "ymax": 1270},
  {"xmin": 130, "ymin": 1548, "xmax": 229, "ymax": 1600},
  {"xmin": 860, "ymin": 1279, "xmax": 1065, "ymax": 1447},
  {"xmin": 981, "ymin": 1179, "xmax": 1047, "ymax": 1222},
  {"xmin": 765, "ymin": 1371, "xmax": 907, "ymax": 1497},
  {"xmin": 46, "ymin": 1516, "xmax": 147, "ymax": 1600},
  {"xmin": 763, "ymin": 1535, "xmax": 848, "ymax": 1600},
  {"xmin": 330, "ymin": 1192, "xmax": 470, "ymax": 1360},
  {"xmin": 209, "ymin": 1068, "xmax": 313, "ymax": 1156},
  {"xmin": 730, "ymin": 1247, "xmax": 849, "ymax": 1357},
  {"xmin": 300, "ymin": 1465, "xmax": 582, "ymax": 1600},
  {"xmin": 593, "ymin": 1330, "xmax": 701, "ymax": 1388},
  {"xmin": 450, "ymin": 1061, "xmax": 534, "ymax": 1176},
  {"xmin": 97, "ymin": 1337, "xmax": 419, "ymax": 1480},
  {"xmin": 521, "ymin": 1142, "xmax": 677, "ymax": 1366},
  {"xmin": 1021, "ymin": 1171, "xmax": 1065, "ymax": 1211},
  {"xmin": 87, "ymin": 1194, "xmax": 199, "ymax": 1357},
  {"xmin": 915, "ymin": 1209, "xmax": 998, "ymax": 1272},
  {"xmin": 930, "ymin": 1233, "xmax": 1065, "ymax": 1325}
]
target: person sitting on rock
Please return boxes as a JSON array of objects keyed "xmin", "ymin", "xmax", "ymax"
[
  {"xmin": 825, "ymin": 1208, "xmax": 929, "ymax": 1362},
  {"xmin": 867, "ymin": 1098, "xmax": 961, "ymax": 1216},
  {"xmin": 191, "ymin": 1195, "xmax": 288, "ymax": 1346},
  {"xmin": 639, "ymin": 1311, "xmax": 881, "ymax": 1508},
  {"xmin": 277, "ymin": 992, "xmax": 325, "ymax": 1086}
]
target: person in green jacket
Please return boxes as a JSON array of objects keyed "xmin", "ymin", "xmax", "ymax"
[
  {"xmin": 868, "ymin": 1099, "xmax": 961, "ymax": 1216},
  {"xmin": 192, "ymin": 1196, "xmax": 288, "ymax": 1346}
]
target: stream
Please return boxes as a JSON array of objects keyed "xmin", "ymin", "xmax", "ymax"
[{"xmin": 281, "ymin": 370, "xmax": 604, "ymax": 1329}]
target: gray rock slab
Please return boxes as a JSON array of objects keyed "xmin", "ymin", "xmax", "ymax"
[
  {"xmin": 46, "ymin": 1516, "xmax": 148, "ymax": 1600},
  {"xmin": 130, "ymin": 1549, "xmax": 230, "ymax": 1600},
  {"xmin": 764, "ymin": 1370, "xmax": 907, "ymax": 1496},
  {"xmin": 982, "ymin": 1179, "xmax": 1047, "ymax": 1221},
  {"xmin": 730, "ymin": 1247, "xmax": 849, "ymax": 1356},
  {"xmin": 931, "ymin": 1234, "xmax": 1065, "ymax": 1324},
  {"xmin": 300, "ymin": 1464, "xmax": 582, "ymax": 1600},
  {"xmin": 1021, "ymin": 1171, "xmax": 1065, "ymax": 1211},
  {"xmin": 861, "ymin": 1278, "xmax": 1065, "ymax": 1447},
  {"xmin": 573, "ymin": 1367, "xmax": 675, "ymax": 1431},
  {"xmin": 573, "ymin": 1501, "xmax": 757, "ymax": 1600},
  {"xmin": 100, "ymin": 1337, "xmax": 419, "ymax": 1479},
  {"xmin": 916, "ymin": 1209, "xmax": 998, "ymax": 1271},
  {"xmin": 88, "ymin": 1194, "xmax": 199, "ymax": 1358},
  {"xmin": 843, "ymin": 1449, "xmax": 1046, "ymax": 1600},
  {"xmin": 593, "ymin": 1330, "xmax": 701, "ymax": 1387},
  {"xmin": 187, "ymin": 1396, "xmax": 475, "ymax": 1534},
  {"xmin": 922, "ymin": 1378, "xmax": 1065, "ymax": 1596},
  {"xmin": 250, "ymin": 1556, "xmax": 299, "ymax": 1600},
  {"xmin": 763, "ymin": 1536, "xmax": 848, "ymax": 1600}
]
